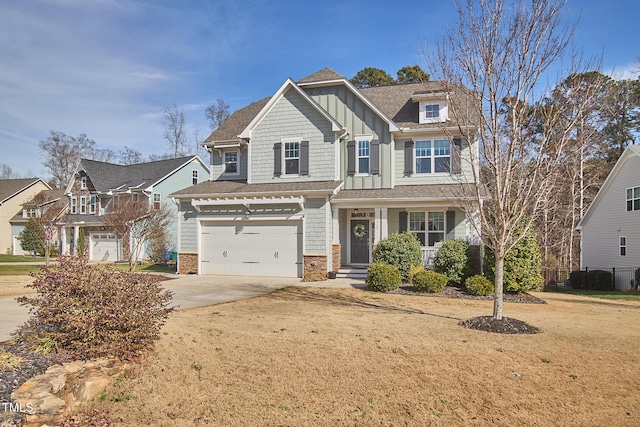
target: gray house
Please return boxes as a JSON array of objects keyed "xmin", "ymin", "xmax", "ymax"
[
  {"xmin": 578, "ymin": 144, "xmax": 640, "ymax": 288},
  {"xmin": 171, "ymin": 68, "xmax": 481, "ymax": 278},
  {"xmin": 61, "ymin": 156, "xmax": 209, "ymax": 262}
]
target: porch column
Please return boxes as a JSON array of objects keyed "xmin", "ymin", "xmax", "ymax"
[
  {"xmin": 332, "ymin": 207, "xmax": 339, "ymax": 243},
  {"xmin": 374, "ymin": 208, "xmax": 381, "ymax": 244},
  {"xmin": 60, "ymin": 227, "xmax": 68, "ymax": 255},
  {"xmin": 73, "ymin": 226, "xmax": 79, "ymax": 254},
  {"xmin": 381, "ymin": 207, "xmax": 388, "ymax": 240}
]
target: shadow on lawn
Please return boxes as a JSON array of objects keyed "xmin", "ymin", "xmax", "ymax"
[{"xmin": 278, "ymin": 287, "xmax": 464, "ymax": 321}]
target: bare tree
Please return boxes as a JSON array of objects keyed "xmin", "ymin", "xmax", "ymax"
[
  {"xmin": 205, "ymin": 99, "xmax": 230, "ymax": 131},
  {"xmin": 103, "ymin": 196, "xmax": 172, "ymax": 272},
  {"xmin": 162, "ymin": 104, "xmax": 189, "ymax": 157},
  {"xmin": 192, "ymin": 123, "xmax": 207, "ymax": 159},
  {"xmin": 0, "ymin": 164, "xmax": 20, "ymax": 179},
  {"xmin": 119, "ymin": 146, "xmax": 144, "ymax": 165},
  {"xmin": 424, "ymin": 0, "xmax": 592, "ymax": 320}
]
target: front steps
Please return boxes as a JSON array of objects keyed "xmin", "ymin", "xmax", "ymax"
[{"xmin": 335, "ymin": 266, "xmax": 367, "ymax": 279}]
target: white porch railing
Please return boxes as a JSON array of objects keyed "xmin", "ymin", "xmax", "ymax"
[{"xmin": 422, "ymin": 247, "xmax": 439, "ymax": 268}]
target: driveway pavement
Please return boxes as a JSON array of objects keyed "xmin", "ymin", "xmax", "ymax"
[{"xmin": 0, "ymin": 275, "xmax": 365, "ymax": 342}]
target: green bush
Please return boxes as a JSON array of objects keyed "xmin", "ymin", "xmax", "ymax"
[
  {"xmin": 484, "ymin": 227, "xmax": 543, "ymax": 292},
  {"xmin": 372, "ymin": 232, "xmax": 422, "ymax": 282},
  {"xmin": 412, "ymin": 270, "xmax": 447, "ymax": 293},
  {"xmin": 433, "ymin": 239, "xmax": 471, "ymax": 286},
  {"xmin": 465, "ymin": 275, "xmax": 494, "ymax": 296},
  {"xmin": 17, "ymin": 256, "xmax": 174, "ymax": 360},
  {"xmin": 408, "ymin": 265, "xmax": 425, "ymax": 284},
  {"xmin": 569, "ymin": 270, "xmax": 585, "ymax": 289},
  {"xmin": 586, "ymin": 270, "xmax": 612, "ymax": 291},
  {"xmin": 366, "ymin": 262, "xmax": 402, "ymax": 292}
]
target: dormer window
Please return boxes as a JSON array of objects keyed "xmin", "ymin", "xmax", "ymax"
[
  {"xmin": 419, "ymin": 101, "xmax": 447, "ymax": 124},
  {"xmin": 80, "ymin": 176, "xmax": 87, "ymax": 189},
  {"xmin": 224, "ymin": 151, "xmax": 239, "ymax": 175}
]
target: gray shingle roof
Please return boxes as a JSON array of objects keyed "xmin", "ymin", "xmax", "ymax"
[
  {"xmin": 80, "ymin": 156, "xmax": 199, "ymax": 193},
  {"xmin": 60, "ymin": 214, "xmax": 105, "ymax": 225},
  {"xmin": 0, "ymin": 178, "xmax": 46, "ymax": 204},
  {"xmin": 297, "ymin": 67, "xmax": 346, "ymax": 83},
  {"xmin": 10, "ymin": 189, "xmax": 67, "ymax": 223},
  {"xmin": 204, "ymin": 97, "xmax": 271, "ymax": 144},
  {"xmin": 171, "ymin": 180, "xmax": 343, "ymax": 198}
]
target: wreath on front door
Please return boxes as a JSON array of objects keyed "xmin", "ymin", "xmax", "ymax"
[{"xmin": 353, "ymin": 223, "xmax": 367, "ymax": 239}]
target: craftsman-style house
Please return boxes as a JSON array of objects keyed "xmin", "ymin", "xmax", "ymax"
[{"xmin": 171, "ymin": 68, "xmax": 481, "ymax": 278}]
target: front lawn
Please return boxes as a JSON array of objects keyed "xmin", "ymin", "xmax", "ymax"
[
  {"xmin": 0, "ymin": 254, "xmax": 44, "ymax": 263},
  {"xmin": 0, "ymin": 262, "xmax": 175, "ymax": 276},
  {"xmin": 558, "ymin": 288, "xmax": 640, "ymax": 301}
]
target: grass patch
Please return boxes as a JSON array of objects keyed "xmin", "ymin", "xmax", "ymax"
[
  {"xmin": 0, "ymin": 350, "xmax": 24, "ymax": 370},
  {"xmin": 110, "ymin": 263, "xmax": 176, "ymax": 274},
  {"xmin": 557, "ymin": 288, "xmax": 640, "ymax": 301},
  {"xmin": 0, "ymin": 265, "xmax": 44, "ymax": 275},
  {"xmin": 0, "ymin": 254, "xmax": 45, "ymax": 262}
]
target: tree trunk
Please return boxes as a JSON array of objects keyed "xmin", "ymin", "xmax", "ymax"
[
  {"xmin": 493, "ymin": 256, "xmax": 505, "ymax": 320},
  {"xmin": 44, "ymin": 245, "xmax": 50, "ymax": 267}
]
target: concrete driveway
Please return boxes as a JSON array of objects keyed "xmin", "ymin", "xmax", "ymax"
[{"xmin": 0, "ymin": 275, "xmax": 365, "ymax": 341}]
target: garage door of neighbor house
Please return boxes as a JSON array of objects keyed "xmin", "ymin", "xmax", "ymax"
[
  {"xmin": 200, "ymin": 220, "xmax": 303, "ymax": 277},
  {"xmin": 91, "ymin": 234, "xmax": 118, "ymax": 262}
]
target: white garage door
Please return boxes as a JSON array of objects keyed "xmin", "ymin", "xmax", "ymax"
[
  {"xmin": 200, "ymin": 220, "xmax": 302, "ymax": 277},
  {"xmin": 91, "ymin": 234, "xmax": 119, "ymax": 262}
]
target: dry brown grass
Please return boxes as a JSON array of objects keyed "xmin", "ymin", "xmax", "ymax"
[
  {"xmin": 0, "ymin": 276, "xmax": 34, "ymax": 297},
  {"xmin": 92, "ymin": 287, "xmax": 640, "ymax": 426}
]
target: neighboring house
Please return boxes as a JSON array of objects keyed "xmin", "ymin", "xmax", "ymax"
[
  {"xmin": 60, "ymin": 156, "xmax": 209, "ymax": 262},
  {"xmin": 171, "ymin": 67, "xmax": 481, "ymax": 278},
  {"xmin": 577, "ymin": 144, "xmax": 640, "ymax": 288},
  {"xmin": 0, "ymin": 178, "xmax": 51, "ymax": 254},
  {"xmin": 10, "ymin": 189, "xmax": 68, "ymax": 255}
]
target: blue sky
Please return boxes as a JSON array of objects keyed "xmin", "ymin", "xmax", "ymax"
[{"xmin": 1, "ymin": 0, "xmax": 638, "ymax": 181}]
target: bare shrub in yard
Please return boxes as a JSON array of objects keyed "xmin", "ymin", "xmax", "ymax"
[{"xmin": 17, "ymin": 256, "xmax": 174, "ymax": 360}]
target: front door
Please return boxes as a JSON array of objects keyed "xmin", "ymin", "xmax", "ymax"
[{"xmin": 350, "ymin": 219, "xmax": 370, "ymax": 264}]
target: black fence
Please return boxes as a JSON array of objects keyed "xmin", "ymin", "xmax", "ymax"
[{"xmin": 543, "ymin": 267, "xmax": 640, "ymax": 292}]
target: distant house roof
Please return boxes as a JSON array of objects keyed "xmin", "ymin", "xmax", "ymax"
[
  {"xmin": 10, "ymin": 189, "xmax": 67, "ymax": 223},
  {"xmin": 0, "ymin": 178, "xmax": 50, "ymax": 205},
  {"xmin": 74, "ymin": 156, "xmax": 206, "ymax": 194},
  {"xmin": 297, "ymin": 67, "xmax": 346, "ymax": 84}
]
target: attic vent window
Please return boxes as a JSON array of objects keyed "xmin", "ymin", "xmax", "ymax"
[
  {"xmin": 425, "ymin": 104, "xmax": 439, "ymax": 118},
  {"xmin": 80, "ymin": 176, "xmax": 87, "ymax": 189},
  {"xmin": 419, "ymin": 101, "xmax": 448, "ymax": 124}
]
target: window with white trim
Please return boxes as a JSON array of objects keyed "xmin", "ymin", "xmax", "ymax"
[
  {"xmin": 419, "ymin": 101, "xmax": 448, "ymax": 124},
  {"xmin": 284, "ymin": 141, "xmax": 300, "ymax": 175},
  {"xmin": 192, "ymin": 170, "xmax": 198, "ymax": 185},
  {"xmin": 90, "ymin": 195, "xmax": 96, "ymax": 214},
  {"xmin": 620, "ymin": 236, "xmax": 627, "ymax": 256},
  {"xmin": 425, "ymin": 104, "xmax": 439, "ymax": 119},
  {"xmin": 409, "ymin": 211, "xmax": 445, "ymax": 246},
  {"xmin": 25, "ymin": 208, "xmax": 37, "ymax": 218},
  {"xmin": 153, "ymin": 193, "xmax": 161, "ymax": 210},
  {"xmin": 70, "ymin": 197, "xmax": 77, "ymax": 214},
  {"xmin": 80, "ymin": 196, "xmax": 86, "ymax": 214},
  {"xmin": 80, "ymin": 176, "xmax": 87, "ymax": 189},
  {"xmin": 224, "ymin": 151, "xmax": 239, "ymax": 174},
  {"xmin": 627, "ymin": 186, "xmax": 640, "ymax": 211},
  {"xmin": 357, "ymin": 140, "xmax": 370, "ymax": 174},
  {"xmin": 415, "ymin": 140, "xmax": 451, "ymax": 174}
]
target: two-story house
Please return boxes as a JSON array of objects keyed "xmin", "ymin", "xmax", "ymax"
[
  {"xmin": 61, "ymin": 156, "xmax": 209, "ymax": 262},
  {"xmin": 10, "ymin": 189, "xmax": 68, "ymax": 255},
  {"xmin": 171, "ymin": 68, "xmax": 481, "ymax": 278},
  {"xmin": 577, "ymin": 144, "xmax": 640, "ymax": 289},
  {"xmin": 0, "ymin": 178, "xmax": 51, "ymax": 254}
]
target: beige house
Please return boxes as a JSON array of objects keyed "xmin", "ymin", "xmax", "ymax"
[{"xmin": 0, "ymin": 178, "xmax": 51, "ymax": 254}]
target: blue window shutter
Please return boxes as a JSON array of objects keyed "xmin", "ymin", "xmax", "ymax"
[
  {"xmin": 300, "ymin": 141, "xmax": 309, "ymax": 176},
  {"xmin": 370, "ymin": 139, "xmax": 380, "ymax": 175},
  {"xmin": 273, "ymin": 143, "xmax": 282, "ymax": 176},
  {"xmin": 347, "ymin": 140, "xmax": 356, "ymax": 176}
]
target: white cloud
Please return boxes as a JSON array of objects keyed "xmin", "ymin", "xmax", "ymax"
[{"xmin": 604, "ymin": 62, "xmax": 639, "ymax": 81}]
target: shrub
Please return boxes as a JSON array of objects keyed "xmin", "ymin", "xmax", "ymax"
[
  {"xmin": 17, "ymin": 256, "xmax": 174, "ymax": 360},
  {"xmin": 412, "ymin": 270, "xmax": 447, "ymax": 293},
  {"xmin": 302, "ymin": 272, "xmax": 326, "ymax": 282},
  {"xmin": 635, "ymin": 267, "xmax": 640, "ymax": 288},
  {"xmin": 586, "ymin": 270, "xmax": 612, "ymax": 291},
  {"xmin": 408, "ymin": 265, "xmax": 425, "ymax": 284},
  {"xmin": 372, "ymin": 232, "xmax": 422, "ymax": 282},
  {"xmin": 484, "ymin": 227, "xmax": 543, "ymax": 292},
  {"xmin": 366, "ymin": 262, "xmax": 402, "ymax": 292},
  {"xmin": 465, "ymin": 275, "xmax": 494, "ymax": 296},
  {"xmin": 569, "ymin": 270, "xmax": 585, "ymax": 289},
  {"xmin": 433, "ymin": 239, "xmax": 471, "ymax": 286}
]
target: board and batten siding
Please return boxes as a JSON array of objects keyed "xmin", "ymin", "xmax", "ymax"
[
  {"xmin": 305, "ymin": 86, "xmax": 392, "ymax": 190},
  {"xmin": 394, "ymin": 137, "xmax": 475, "ymax": 186},
  {"xmin": 250, "ymin": 89, "xmax": 337, "ymax": 184},
  {"xmin": 154, "ymin": 158, "xmax": 210, "ymax": 252},
  {"xmin": 582, "ymin": 153, "xmax": 640, "ymax": 269}
]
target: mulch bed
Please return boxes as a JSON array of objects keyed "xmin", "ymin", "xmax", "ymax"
[{"xmin": 460, "ymin": 316, "xmax": 540, "ymax": 334}]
